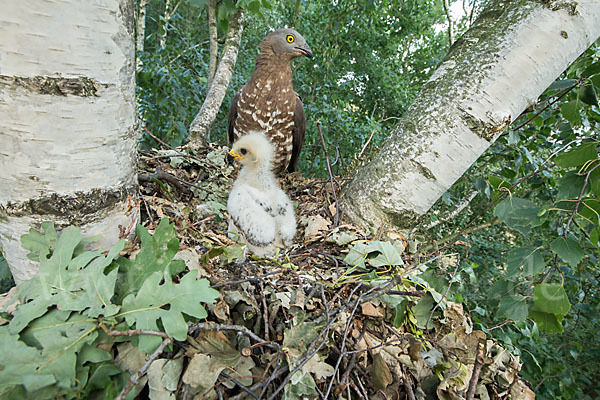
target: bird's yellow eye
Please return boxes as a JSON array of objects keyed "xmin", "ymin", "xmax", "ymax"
[{"xmin": 286, "ymin": 35, "xmax": 295, "ymax": 43}]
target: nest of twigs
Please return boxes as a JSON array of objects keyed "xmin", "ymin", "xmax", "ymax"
[{"xmin": 129, "ymin": 142, "xmax": 535, "ymax": 400}]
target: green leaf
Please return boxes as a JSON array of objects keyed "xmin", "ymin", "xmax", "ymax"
[
  {"xmin": 392, "ymin": 300, "xmax": 408, "ymax": 328},
  {"xmin": 582, "ymin": 62, "xmax": 600, "ymax": 78},
  {"xmin": 546, "ymin": 79, "xmax": 576, "ymax": 91},
  {"xmin": 578, "ymin": 84, "xmax": 598, "ymax": 106},
  {"xmin": 366, "ymin": 241, "xmax": 404, "ymax": 267},
  {"xmin": 528, "ymin": 310, "xmax": 563, "ymax": 333},
  {"xmin": 497, "ymin": 294, "xmax": 528, "ymax": 322},
  {"xmin": 412, "ymin": 294, "xmax": 435, "ymax": 329},
  {"xmin": 494, "ymin": 197, "xmax": 541, "ymax": 234},
  {"xmin": 560, "ymin": 100, "xmax": 581, "ymax": 126},
  {"xmin": 0, "ymin": 327, "xmax": 50, "ymax": 391},
  {"xmin": 120, "ymin": 270, "xmax": 219, "ymax": 353},
  {"xmin": 591, "ymin": 167, "xmax": 600, "ymax": 197},
  {"xmin": 20, "ymin": 221, "xmax": 58, "ymax": 261},
  {"xmin": 342, "ymin": 242, "xmax": 369, "ymax": 269},
  {"xmin": 21, "ymin": 309, "xmax": 97, "ymax": 389},
  {"xmin": 532, "ymin": 283, "xmax": 571, "ymax": 315},
  {"xmin": 186, "ymin": 0, "xmax": 206, "ymax": 9},
  {"xmin": 10, "ymin": 227, "xmax": 98, "ymax": 334},
  {"xmin": 556, "ymin": 171, "xmax": 587, "ymax": 200},
  {"xmin": 506, "ymin": 247, "xmax": 545, "ymax": 277},
  {"xmin": 555, "ymin": 142, "xmax": 598, "ymax": 168},
  {"xmin": 115, "ymin": 218, "xmax": 186, "ymax": 302},
  {"xmin": 550, "ymin": 237, "xmax": 584, "ymax": 267}
]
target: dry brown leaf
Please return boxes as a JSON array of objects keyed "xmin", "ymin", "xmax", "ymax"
[
  {"xmin": 302, "ymin": 215, "xmax": 331, "ymax": 243},
  {"xmin": 361, "ymin": 301, "xmax": 384, "ymax": 318},
  {"xmin": 372, "ymin": 352, "xmax": 393, "ymax": 391}
]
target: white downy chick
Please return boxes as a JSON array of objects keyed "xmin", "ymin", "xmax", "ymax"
[{"xmin": 227, "ymin": 131, "xmax": 296, "ymax": 257}]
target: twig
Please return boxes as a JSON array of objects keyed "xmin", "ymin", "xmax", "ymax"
[
  {"xmin": 565, "ymin": 163, "xmax": 600, "ymax": 234},
  {"xmin": 422, "ymin": 189, "xmax": 479, "ymax": 231},
  {"xmin": 108, "ymin": 329, "xmax": 169, "ymax": 338},
  {"xmin": 189, "ymin": 323, "xmax": 280, "ymax": 351},
  {"xmin": 431, "ymin": 162, "xmax": 555, "ymax": 253},
  {"xmin": 114, "ymin": 337, "xmax": 173, "ymax": 400},
  {"xmin": 259, "ymin": 280, "xmax": 270, "ymax": 341},
  {"xmin": 425, "ymin": 254, "xmax": 461, "ymax": 332},
  {"xmin": 210, "ymin": 269, "xmax": 285, "ymax": 289},
  {"xmin": 465, "ymin": 340, "xmax": 486, "ymax": 400},
  {"xmin": 510, "ymin": 79, "xmax": 582, "ymax": 133},
  {"xmin": 358, "ymin": 129, "xmax": 376, "ymax": 158},
  {"xmin": 316, "ymin": 120, "xmax": 340, "ymax": 226},
  {"xmin": 402, "ymin": 365, "xmax": 417, "ymax": 400},
  {"xmin": 219, "ymin": 371, "xmax": 259, "ymax": 399}
]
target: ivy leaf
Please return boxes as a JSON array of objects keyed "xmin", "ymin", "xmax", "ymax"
[
  {"xmin": 120, "ymin": 270, "xmax": 219, "ymax": 353},
  {"xmin": 366, "ymin": 241, "xmax": 404, "ymax": 267},
  {"xmin": 506, "ymin": 247, "xmax": 545, "ymax": 277},
  {"xmin": 555, "ymin": 142, "xmax": 598, "ymax": 168},
  {"xmin": 550, "ymin": 237, "xmax": 584, "ymax": 267},
  {"xmin": 497, "ymin": 294, "xmax": 528, "ymax": 322},
  {"xmin": 532, "ymin": 283, "xmax": 571, "ymax": 315},
  {"xmin": 494, "ymin": 197, "xmax": 541, "ymax": 234},
  {"xmin": 115, "ymin": 218, "xmax": 186, "ymax": 302}
]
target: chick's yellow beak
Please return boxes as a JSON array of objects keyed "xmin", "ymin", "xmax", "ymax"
[{"xmin": 229, "ymin": 150, "xmax": 243, "ymax": 160}]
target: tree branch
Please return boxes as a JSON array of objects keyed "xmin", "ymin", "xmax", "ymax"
[
  {"xmin": 189, "ymin": 8, "xmax": 245, "ymax": 145},
  {"xmin": 206, "ymin": 0, "xmax": 218, "ymax": 89}
]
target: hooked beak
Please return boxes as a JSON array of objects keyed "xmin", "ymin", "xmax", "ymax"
[
  {"xmin": 229, "ymin": 150, "xmax": 243, "ymax": 160},
  {"xmin": 295, "ymin": 44, "xmax": 313, "ymax": 59}
]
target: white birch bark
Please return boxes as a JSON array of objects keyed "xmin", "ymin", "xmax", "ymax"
[
  {"xmin": 342, "ymin": 0, "xmax": 600, "ymax": 232},
  {"xmin": 160, "ymin": 0, "xmax": 171, "ymax": 49},
  {"xmin": 0, "ymin": 0, "xmax": 138, "ymax": 283},
  {"xmin": 189, "ymin": 8, "xmax": 245, "ymax": 146},
  {"xmin": 206, "ymin": 0, "xmax": 219, "ymax": 90},
  {"xmin": 136, "ymin": 0, "xmax": 148, "ymax": 69}
]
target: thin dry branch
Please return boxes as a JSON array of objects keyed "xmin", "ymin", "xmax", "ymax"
[
  {"xmin": 115, "ymin": 337, "xmax": 173, "ymax": 400},
  {"xmin": 317, "ymin": 121, "xmax": 340, "ymax": 226}
]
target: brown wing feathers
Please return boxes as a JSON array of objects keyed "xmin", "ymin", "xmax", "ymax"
[{"xmin": 227, "ymin": 28, "xmax": 312, "ymax": 174}]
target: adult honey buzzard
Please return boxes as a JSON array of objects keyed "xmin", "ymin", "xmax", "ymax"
[{"xmin": 227, "ymin": 28, "xmax": 312, "ymax": 174}]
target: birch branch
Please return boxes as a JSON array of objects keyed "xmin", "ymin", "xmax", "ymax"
[{"xmin": 189, "ymin": 8, "xmax": 245, "ymax": 146}]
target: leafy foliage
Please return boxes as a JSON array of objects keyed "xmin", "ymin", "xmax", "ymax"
[
  {"xmin": 0, "ymin": 219, "xmax": 218, "ymax": 399},
  {"xmin": 423, "ymin": 39, "xmax": 600, "ymax": 399}
]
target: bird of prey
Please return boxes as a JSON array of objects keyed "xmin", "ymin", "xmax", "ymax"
[
  {"xmin": 227, "ymin": 131, "xmax": 296, "ymax": 257},
  {"xmin": 228, "ymin": 28, "xmax": 312, "ymax": 174}
]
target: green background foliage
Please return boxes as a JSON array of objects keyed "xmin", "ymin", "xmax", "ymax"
[{"xmin": 136, "ymin": 1, "xmax": 599, "ymax": 397}]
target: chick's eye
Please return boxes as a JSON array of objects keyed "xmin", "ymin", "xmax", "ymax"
[
  {"xmin": 240, "ymin": 148, "xmax": 247, "ymax": 155},
  {"xmin": 286, "ymin": 35, "xmax": 294, "ymax": 43}
]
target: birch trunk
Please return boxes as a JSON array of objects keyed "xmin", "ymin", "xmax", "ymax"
[
  {"xmin": 206, "ymin": 0, "xmax": 218, "ymax": 90},
  {"xmin": 160, "ymin": 0, "xmax": 171, "ymax": 49},
  {"xmin": 0, "ymin": 0, "xmax": 138, "ymax": 284},
  {"xmin": 189, "ymin": 8, "xmax": 245, "ymax": 146},
  {"xmin": 136, "ymin": 0, "xmax": 148, "ymax": 68},
  {"xmin": 342, "ymin": 0, "xmax": 600, "ymax": 233}
]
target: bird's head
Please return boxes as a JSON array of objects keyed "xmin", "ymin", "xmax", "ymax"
[
  {"xmin": 229, "ymin": 131, "xmax": 274, "ymax": 170},
  {"xmin": 262, "ymin": 28, "xmax": 313, "ymax": 60}
]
